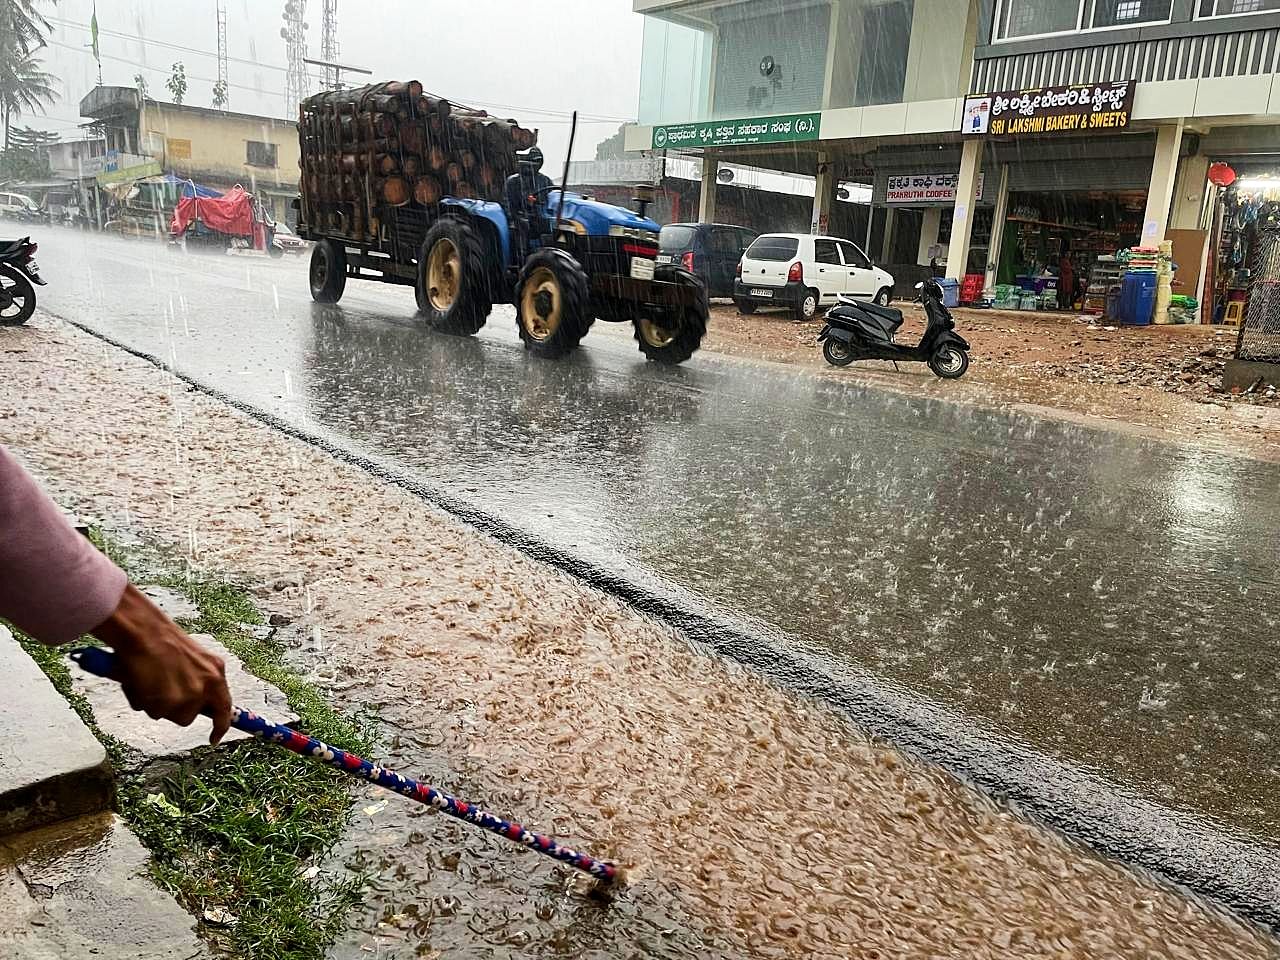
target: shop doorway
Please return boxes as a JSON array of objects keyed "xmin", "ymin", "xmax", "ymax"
[{"xmin": 996, "ymin": 190, "xmax": 1145, "ymax": 312}]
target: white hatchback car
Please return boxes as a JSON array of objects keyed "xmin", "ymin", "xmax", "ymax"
[{"xmin": 734, "ymin": 233, "xmax": 895, "ymax": 321}]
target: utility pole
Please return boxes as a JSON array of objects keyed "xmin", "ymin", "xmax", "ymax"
[
  {"xmin": 215, "ymin": 1, "xmax": 229, "ymax": 108},
  {"xmin": 281, "ymin": 0, "xmax": 309, "ymax": 113},
  {"xmin": 320, "ymin": 0, "xmax": 339, "ymax": 91}
]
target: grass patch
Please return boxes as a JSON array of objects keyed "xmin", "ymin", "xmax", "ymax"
[{"xmin": 16, "ymin": 529, "xmax": 375, "ymax": 960}]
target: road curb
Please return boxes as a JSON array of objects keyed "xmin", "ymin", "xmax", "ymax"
[
  {"xmin": 0, "ymin": 625, "xmax": 114, "ymax": 837},
  {"xmin": 59, "ymin": 316, "xmax": 1280, "ymax": 934}
]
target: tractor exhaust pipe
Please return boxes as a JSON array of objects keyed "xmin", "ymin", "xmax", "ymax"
[{"xmin": 552, "ymin": 110, "xmax": 579, "ymax": 243}]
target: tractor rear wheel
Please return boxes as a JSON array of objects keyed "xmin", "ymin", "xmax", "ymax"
[
  {"xmin": 309, "ymin": 239, "xmax": 347, "ymax": 303},
  {"xmin": 633, "ymin": 265, "xmax": 707, "ymax": 365},
  {"xmin": 516, "ymin": 248, "xmax": 591, "ymax": 359},
  {"xmin": 417, "ymin": 219, "xmax": 492, "ymax": 336}
]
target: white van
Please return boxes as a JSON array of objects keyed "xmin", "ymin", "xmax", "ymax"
[
  {"xmin": 734, "ymin": 233, "xmax": 895, "ymax": 321},
  {"xmin": 0, "ymin": 191, "xmax": 41, "ymax": 222}
]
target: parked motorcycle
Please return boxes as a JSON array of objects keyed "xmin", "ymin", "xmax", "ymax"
[
  {"xmin": 818, "ymin": 277, "xmax": 970, "ymax": 379},
  {"xmin": 0, "ymin": 237, "xmax": 45, "ymax": 326}
]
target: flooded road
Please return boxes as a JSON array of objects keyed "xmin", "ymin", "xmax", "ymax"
[{"xmin": 30, "ymin": 229, "xmax": 1280, "ymax": 856}]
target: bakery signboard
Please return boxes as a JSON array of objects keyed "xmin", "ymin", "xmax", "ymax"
[{"xmin": 961, "ymin": 80, "xmax": 1134, "ymax": 138}]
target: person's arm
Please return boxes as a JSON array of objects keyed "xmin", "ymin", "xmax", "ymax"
[{"xmin": 0, "ymin": 445, "xmax": 232, "ymax": 743}]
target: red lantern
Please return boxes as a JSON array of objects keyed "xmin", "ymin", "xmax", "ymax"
[{"xmin": 1208, "ymin": 162, "xmax": 1237, "ymax": 188}]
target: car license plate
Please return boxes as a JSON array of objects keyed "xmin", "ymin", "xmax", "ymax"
[
  {"xmin": 631, "ymin": 257, "xmax": 656, "ymax": 281},
  {"xmin": 656, "ymin": 254, "xmax": 674, "ymax": 264},
  {"xmin": 750, "ymin": 288, "xmax": 773, "ymax": 298}
]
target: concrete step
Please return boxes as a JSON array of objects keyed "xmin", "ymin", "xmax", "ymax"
[
  {"xmin": 70, "ymin": 633, "xmax": 298, "ymax": 784},
  {"xmin": 0, "ymin": 812, "xmax": 208, "ymax": 959},
  {"xmin": 0, "ymin": 626, "xmax": 114, "ymax": 837}
]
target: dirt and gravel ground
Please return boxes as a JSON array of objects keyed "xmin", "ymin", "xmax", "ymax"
[
  {"xmin": 3, "ymin": 315, "xmax": 1278, "ymax": 958},
  {"xmin": 703, "ymin": 302, "xmax": 1280, "ymax": 461}
]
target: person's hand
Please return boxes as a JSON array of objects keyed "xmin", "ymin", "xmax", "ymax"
[{"xmin": 91, "ymin": 583, "xmax": 233, "ymax": 744}]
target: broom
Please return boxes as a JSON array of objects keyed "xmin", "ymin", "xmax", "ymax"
[{"xmin": 71, "ymin": 647, "xmax": 624, "ymax": 888}]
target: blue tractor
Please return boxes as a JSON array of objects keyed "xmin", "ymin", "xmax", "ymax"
[{"xmin": 296, "ymin": 87, "xmax": 707, "ymax": 364}]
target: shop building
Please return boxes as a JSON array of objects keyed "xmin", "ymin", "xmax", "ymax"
[
  {"xmin": 78, "ymin": 86, "xmax": 301, "ymax": 224},
  {"xmin": 626, "ymin": 0, "xmax": 1280, "ymax": 315}
]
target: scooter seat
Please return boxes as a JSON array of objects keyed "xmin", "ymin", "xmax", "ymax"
[
  {"xmin": 0, "ymin": 238, "xmax": 26, "ymax": 255},
  {"xmin": 853, "ymin": 299, "xmax": 905, "ymax": 327}
]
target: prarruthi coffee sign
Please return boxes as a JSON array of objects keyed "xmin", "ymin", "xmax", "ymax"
[{"xmin": 961, "ymin": 81, "xmax": 1134, "ymax": 138}]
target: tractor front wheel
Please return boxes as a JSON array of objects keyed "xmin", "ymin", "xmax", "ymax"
[
  {"xmin": 417, "ymin": 219, "xmax": 492, "ymax": 336},
  {"xmin": 633, "ymin": 265, "xmax": 707, "ymax": 365},
  {"xmin": 516, "ymin": 248, "xmax": 591, "ymax": 359}
]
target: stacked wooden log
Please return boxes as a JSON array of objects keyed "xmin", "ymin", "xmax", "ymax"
[{"xmin": 297, "ymin": 80, "xmax": 538, "ymax": 242}]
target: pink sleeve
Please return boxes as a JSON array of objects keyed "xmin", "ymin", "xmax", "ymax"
[{"xmin": 0, "ymin": 445, "xmax": 127, "ymax": 645}]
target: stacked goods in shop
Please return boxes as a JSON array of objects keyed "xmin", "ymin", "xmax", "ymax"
[
  {"xmin": 1168, "ymin": 295, "xmax": 1199, "ymax": 324},
  {"xmin": 1154, "ymin": 239, "xmax": 1175, "ymax": 324},
  {"xmin": 993, "ymin": 284, "xmax": 1020, "ymax": 309},
  {"xmin": 297, "ymin": 80, "xmax": 538, "ymax": 242},
  {"xmin": 1122, "ymin": 246, "xmax": 1161, "ymax": 272}
]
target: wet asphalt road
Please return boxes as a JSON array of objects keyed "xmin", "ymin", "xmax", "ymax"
[{"xmin": 28, "ymin": 229, "xmax": 1280, "ymax": 853}]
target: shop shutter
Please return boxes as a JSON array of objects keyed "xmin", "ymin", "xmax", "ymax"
[{"xmin": 1007, "ymin": 158, "xmax": 1153, "ymax": 193}]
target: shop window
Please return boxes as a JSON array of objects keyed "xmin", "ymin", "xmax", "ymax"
[
  {"xmin": 1087, "ymin": 0, "xmax": 1172, "ymax": 27},
  {"xmin": 994, "ymin": 0, "xmax": 1172, "ymax": 39},
  {"xmin": 638, "ymin": 16, "xmax": 712, "ymax": 125},
  {"xmin": 994, "ymin": 0, "xmax": 1082, "ymax": 39},
  {"xmin": 1198, "ymin": 0, "xmax": 1279, "ymax": 15},
  {"xmin": 246, "ymin": 140, "xmax": 277, "ymax": 168},
  {"xmin": 710, "ymin": 0, "xmax": 830, "ymax": 119}
]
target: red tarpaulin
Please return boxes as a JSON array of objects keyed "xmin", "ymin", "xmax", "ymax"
[{"xmin": 170, "ymin": 185, "xmax": 254, "ymax": 239}]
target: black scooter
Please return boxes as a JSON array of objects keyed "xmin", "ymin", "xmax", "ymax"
[
  {"xmin": 0, "ymin": 236, "xmax": 44, "ymax": 327},
  {"xmin": 818, "ymin": 277, "xmax": 970, "ymax": 379}
]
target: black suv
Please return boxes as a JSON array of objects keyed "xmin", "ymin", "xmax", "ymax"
[{"xmin": 658, "ymin": 223, "xmax": 757, "ymax": 298}]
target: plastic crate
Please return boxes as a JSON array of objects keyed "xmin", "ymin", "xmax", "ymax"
[{"xmin": 960, "ymin": 273, "xmax": 985, "ymax": 304}]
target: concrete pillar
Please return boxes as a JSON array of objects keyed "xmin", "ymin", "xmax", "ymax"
[
  {"xmin": 879, "ymin": 207, "xmax": 896, "ymax": 263},
  {"xmin": 698, "ymin": 152, "xmax": 718, "ymax": 224},
  {"xmin": 946, "ymin": 138, "xmax": 983, "ymax": 281},
  {"xmin": 984, "ymin": 163, "xmax": 1011, "ymax": 292},
  {"xmin": 812, "ymin": 152, "xmax": 836, "ymax": 235},
  {"xmin": 1141, "ymin": 120, "xmax": 1185, "ymax": 246},
  {"xmin": 917, "ymin": 208, "xmax": 942, "ymax": 266},
  {"xmin": 1171, "ymin": 154, "xmax": 1211, "ymax": 230}
]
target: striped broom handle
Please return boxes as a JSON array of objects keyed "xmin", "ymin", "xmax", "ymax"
[{"xmin": 71, "ymin": 647, "xmax": 621, "ymax": 885}]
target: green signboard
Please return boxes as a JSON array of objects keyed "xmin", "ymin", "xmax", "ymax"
[
  {"xmin": 651, "ymin": 113, "xmax": 821, "ymax": 150},
  {"xmin": 96, "ymin": 159, "xmax": 163, "ymax": 186}
]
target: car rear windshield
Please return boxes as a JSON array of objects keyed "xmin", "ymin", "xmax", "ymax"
[
  {"xmin": 745, "ymin": 236, "xmax": 799, "ymax": 261},
  {"xmin": 659, "ymin": 226, "xmax": 697, "ymax": 253}
]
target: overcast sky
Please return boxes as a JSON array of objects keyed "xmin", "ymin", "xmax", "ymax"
[{"xmin": 34, "ymin": 0, "xmax": 645, "ymax": 167}]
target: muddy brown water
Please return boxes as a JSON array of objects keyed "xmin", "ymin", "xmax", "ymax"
[
  {"xmin": 28, "ymin": 231, "xmax": 1280, "ymax": 852},
  {"xmin": 3, "ymin": 312, "xmax": 1277, "ymax": 957}
]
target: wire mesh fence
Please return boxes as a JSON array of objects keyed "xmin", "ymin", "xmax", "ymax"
[{"xmin": 1236, "ymin": 227, "xmax": 1280, "ymax": 364}]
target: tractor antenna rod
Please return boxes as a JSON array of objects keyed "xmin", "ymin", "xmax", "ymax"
[{"xmin": 553, "ymin": 110, "xmax": 578, "ymax": 243}]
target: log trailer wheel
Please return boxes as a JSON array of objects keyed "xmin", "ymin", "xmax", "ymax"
[{"xmin": 309, "ymin": 239, "xmax": 347, "ymax": 304}]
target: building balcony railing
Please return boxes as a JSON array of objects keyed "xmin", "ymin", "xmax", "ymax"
[{"xmin": 973, "ymin": 24, "xmax": 1280, "ymax": 91}]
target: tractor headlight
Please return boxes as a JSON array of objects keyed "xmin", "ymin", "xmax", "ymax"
[{"xmin": 609, "ymin": 225, "xmax": 659, "ymax": 244}]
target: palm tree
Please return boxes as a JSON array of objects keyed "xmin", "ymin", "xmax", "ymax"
[
  {"xmin": 1, "ymin": 0, "xmax": 53, "ymax": 56},
  {"xmin": 0, "ymin": 38, "xmax": 57, "ymax": 150}
]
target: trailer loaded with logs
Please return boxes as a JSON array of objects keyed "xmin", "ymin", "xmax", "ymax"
[{"xmin": 294, "ymin": 80, "xmax": 707, "ymax": 363}]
